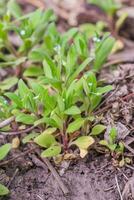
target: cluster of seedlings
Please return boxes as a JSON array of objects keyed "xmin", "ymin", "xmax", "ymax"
[{"xmin": 0, "ymin": 0, "xmax": 128, "ymax": 196}]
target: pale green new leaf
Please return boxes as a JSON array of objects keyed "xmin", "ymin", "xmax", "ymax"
[
  {"xmin": 91, "ymin": 124, "xmax": 106, "ymax": 136},
  {"xmin": 0, "ymin": 77, "xmax": 18, "ymax": 91},
  {"xmin": 22, "ymin": 132, "xmax": 39, "ymax": 144},
  {"xmin": 67, "ymin": 57, "xmax": 91, "ymax": 85},
  {"xmin": 34, "ymin": 133, "xmax": 56, "ymax": 148},
  {"xmin": 67, "ymin": 118, "xmax": 85, "ymax": 133},
  {"xmin": 64, "ymin": 106, "xmax": 81, "ymax": 115},
  {"xmin": 96, "ymin": 85, "xmax": 114, "ymax": 95},
  {"xmin": 0, "ymin": 184, "xmax": 9, "ymax": 196},
  {"xmin": 72, "ymin": 136, "xmax": 94, "ymax": 149},
  {"xmin": 94, "ymin": 35, "xmax": 115, "ymax": 71},
  {"xmin": 0, "ymin": 143, "xmax": 11, "ymax": 161},
  {"xmin": 16, "ymin": 113, "xmax": 36, "ymax": 125},
  {"xmin": 41, "ymin": 144, "xmax": 61, "ymax": 157}
]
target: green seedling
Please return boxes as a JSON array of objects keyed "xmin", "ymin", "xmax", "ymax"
[
  {"xmin": 1, "ymin": 50, "xmax": 113, "ymax": 158},
  {"xmin": 99, "ymin": 127, "xmax": 124, "ymax": 154},
  {"xmin": 88, "ymin": 0, "xmax": 121, "ymax": 16},
  {"xmin": 0, "ymin": 7, "xmax": 115, "ymax": 159}
]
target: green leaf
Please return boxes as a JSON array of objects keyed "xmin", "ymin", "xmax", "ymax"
[
  {"xmin": 23, "ymin": 66, "xmax": 43, "ymax": 77},
  {"xmin": 18, "ymin": 79, "xmax": 30, "ymax": 99},
  {"xmin": 28, "ymin": 48, "xmax": 46, "ymax": 61},
  {"xmin": 57, "ymin": 95, "xmax": 65, "ymax": 112},
  {"xmin": 94, "ymin": 35, "xmax": 115, "ymax": 71},
  {"xmin": 34, "ymin": 133, "xmax": 56, "ymax": 148},
  {"xmin": 43, "ymin": 128, "xmax": 57, "ymax": 135},
  {"xmin": 90, "ymin": 94, "xmax": 102, "ymax": 111},
  {"xmin": 67, "ymin": 57, "xmax": 91, "ymax": 85},
  {"xmin": 67, "ymin": 118, "xmax": 85, "ymax": 133},
  {"xmin": 108, "ymin": 144, "xmax": 117, "ymax": 151},
  {"xmin": 66, "ymin": 44, "xmax": 77, "ymax": 76},
  {"xmin": 0, "ymin": 77, "xmax": 18, "ymax": 91},
  {"xmin": 5, "ymin": 92, "xmax": 22, "ymax": 108},
  {"xmin": 99, "ymin": 140, "xmax": 108, "ymax": 146},
  {"xmin": 87, "ymin": 71, "xmax": 97, "ymax": 92},
  {"xmin": 91, "ymin": 124, "xmax": 106, "ymax": 136},
  {"xmin": 41, "ymin": 144, "xmax": 61, "ymax": 157},
  {"xmin": 109, "ymin": 127, "xmax": 117, "ymax": 143},
  {"xmin": 0, "ymin": 184, "xmax": 9, "ymax": 196},
  {"xmin": 16, "ymin": 113, "xmax": 36, "ymax": 125},
  {"xmin": 99, "ymin": 140, "xmax": 117, "ymax": 152},
  {"xmin": 64, "ymin": 106, "xmax": 81, "ymax": 115},
  {"xmin": 89, "ymin": 0, "xmax": 120, "ymax": 16},
  {"xmin": 96, "ymin": 85, "xmax": 114, "ymax": 95},
  {"xmin": 22, "ymin": 132, "xmax": 39, "ymax": 144},
  {"xmin": 43, "ymin": 59, "xmax": 53, "ymax": 78},
  {"xmin": 34, "ymin": 117, "xmax": 58, "ymax": 128},
  {"xmin": 7, "ymin": 0, "xmax": 22, "ymax": 18},
  {"xmin": 43, "ymin": 56, "xmax": 59, "ymax": 79},
  {"xmin": 72, "ymin": 136, "xmax": 94, "ymax": 149},
  {"xmin": 0, "ymin": 143, "xmax": 11, "ymax": 160}
]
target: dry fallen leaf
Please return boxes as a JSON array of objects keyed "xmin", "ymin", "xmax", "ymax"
[{"xmin": 12, "ymin": 137, "xmax": 20, "ymax": 149}]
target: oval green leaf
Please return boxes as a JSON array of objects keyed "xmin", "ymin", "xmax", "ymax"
[
  {"xmin": 41, "ymin": 145, "xmax": 61, "ymax": 157},
  {"xmin": 0, "ymin": 143, "xmax": 11, "ymax": 161}
]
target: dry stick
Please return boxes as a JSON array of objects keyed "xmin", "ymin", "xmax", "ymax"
[
  {"xmin": 115, "ymin": 175, "xmax": 123, "ymax": 200},
  {"xmin": 126, "ymin": 164, "xmax": 134, "ymax": 171},
  {"xmin": 0, "ymin": 126, "xmax": 35, "ymax": 136},
  {"xmin": 0, "ymin": 147, "xmax": 37, "ymax": 167},
  {"xmin": 94, "ymin": 92, "xmax": 134, "ymax": 115},
  {"xmin": 123, "ymin": 143, "xmax": 134, "ymax": 155},
  {"xmin": 7, "ymin": 168, "xmax": 19, "ymax": 188},
  {"xmin": 104, "ymin": 58, "xmax": 134, "ymax": 68},
  {"xmin": 36, "ymin": 152, "xmax": 69, "ymax": 195},
  {"xmin": 0, "ymin": 116, "xmax": 15, "ymax": 129},
  {"xmin": 104, "ymin": 185, "xmax": 116, "ymax": 192}
]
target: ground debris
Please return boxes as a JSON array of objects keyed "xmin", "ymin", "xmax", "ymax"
[{"xmin": 122, "ymin": 173, "xmax": 134, "ymax": 200}]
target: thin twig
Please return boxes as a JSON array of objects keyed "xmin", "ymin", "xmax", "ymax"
[
  {"xmin": 0, "ymin": 116, "xmax": 15, "ymax": 129},
  {"xmin": 7, "ymin": 168, "xmax": 19, "ymax": 188},
  {"xmin": 0, "ymin": 147, "xmax": 37, "ymax": 167},
  {"xmin": 115, "ymin": 175, "xmax": 123, "ymax": 200},
  {"xmin": 123, "ymin": 143, "xmax": 134, "ymax": 155},
  {"xmin": 36, "ymin": 153, "xmax": 69, "ymax": 195},
  {"xmin": 94, "ymin": 92, "xmax": 134, "ymax": 115},
  {"xmin": 117, "ymin": 168, "xmax": 129, "ymax": 181},
  {"xmin": 104, "ymin": 185, "xmax": 116, "ymax": 192},
  {"xmin": 0, "ymin": 126, "xmax": 35, "ymax": 136},
  {"xmin": 104, "ymin": 58, "xmax": 134, "ymax": 68},
  {"xmin": 126, "ymin": 164, "xmax": 134, "ymax": 171}
]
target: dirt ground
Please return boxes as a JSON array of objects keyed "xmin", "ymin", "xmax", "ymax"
[{"xmin": 1, "ymin": 154, "xmax": 133, "ymax": 200}]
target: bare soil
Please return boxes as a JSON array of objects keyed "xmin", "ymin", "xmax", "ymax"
[{"xmin": 1, "ymin": 154, "xmax": 133, "ymax": 200}]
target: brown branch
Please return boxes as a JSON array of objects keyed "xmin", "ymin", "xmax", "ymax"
[
  {"xmin": 0, "ymin": 126, "xmax": 35, "ymax": 136},
  {"xmin": 36, "ymin": 153, "xmax": 69, "ymax": 195},
  {"xmin": 0, "ymin": 147, "xmax": 37, "ymax": 167},
  {"xmin": 0, "ymin": 116, "xmax": 15, "ymax": 129}
]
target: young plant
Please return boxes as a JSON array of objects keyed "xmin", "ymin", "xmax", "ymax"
[
  {"xmin": 2, "ymin": 37, "xmax": 114, "ymax": 159},
  {"xmin": 0, "ymin": 7, "xmax": 56, "ymax": 90},
  {"xmin": 88, "ymin": 0, "xmax": 121, "ymax": 16},
  {"xmin": 0, "ymin": 8, "xmax": 115, "ymax": 159},
  {"xmin": 99, "ymin": 127, "xmax": 124, "ymax": 154}
]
